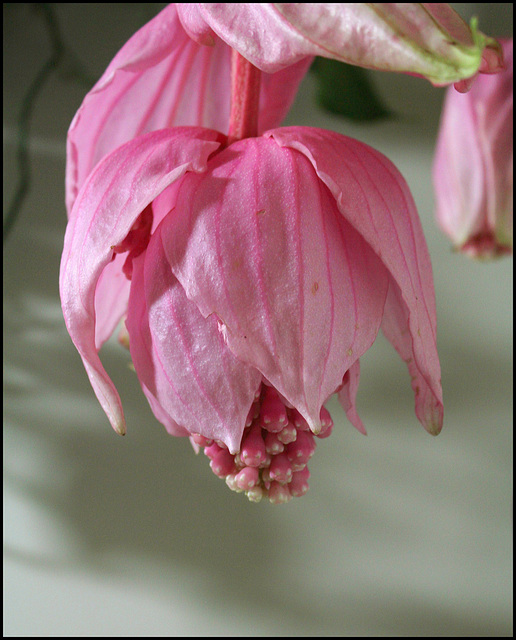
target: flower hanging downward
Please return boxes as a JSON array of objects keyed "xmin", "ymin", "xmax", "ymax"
[
  {"xmin": 433, "ymin": 39, "xmax": 513, "ymax": 258},
  {"xmin": 60, "ymin": 125, "xmax": 443, "ymax": 502}
]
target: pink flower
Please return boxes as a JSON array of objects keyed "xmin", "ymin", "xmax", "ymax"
[
  {"xmin": 60, "ymin": 125, "xmax": 443, "ymax": 502},
  {"xmin": 60, "ymin": 3, "xmax": 477, "ymax": 502},
  {"xmin": 66, "ymin": 3, "xmax": 502, "ymax": 214},
  {"xmin": 433, "ymin": 39, "xmax": 513, "ymax": 258}
]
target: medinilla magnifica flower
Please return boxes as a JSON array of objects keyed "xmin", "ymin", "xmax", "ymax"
[
  {"xmin": 60, "ymin": 125, "xmax": 443, "ymax": 503},
  {"xmin": 433, "ymin": 38, "xmax": 513, "ymax": 258},
  {"xmin": 66, "ymin": 3, "xmax": 503, "ymax": 215}
]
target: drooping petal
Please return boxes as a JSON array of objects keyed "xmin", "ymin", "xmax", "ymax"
[
  {"xmin": 178, "ymin": 3, "xmax": 501, "ymax": 84},
  {"xmin": 65, "ymin": 3, "xmax": 310, "ymax": 214},
  {"xmin": 433, "ymin": 38, "xmax": 513, "ymax": 258},
  {"xmin": 162, "ymin": 135, "xmax": 389, "ymax": 433},
  {"xmin": 337, "ymin": 359, "xmax": 366, "ymax": 436},
  {"xmin": 126, "ymin": 223, "xmax": 262, "ymax": 454},
  {"xmin": 380, "ymin": 279, "xmax": 442, "ymax": 434},
  {"xmin": 125, "ymin": 252, "xmax": 190, "ymax": 439},
  {"xmin": 60, "ymin": 127, "xmax": 223, "ymax": 435},
  {"xmin": 269, "ymin": 127, "xmax": 443, "ymax": 435}
]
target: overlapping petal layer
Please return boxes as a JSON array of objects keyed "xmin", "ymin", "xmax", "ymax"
[
  {"xmin": 61, "ymin": 125, "xmax": 443, "ymax": 445},
  {"xmin": 125, "ymin": 251, "xmax": 191, "ymax": 439},
  {"xmin": 60, "ymin": 127, "xmax": 223, "ymax": 435},
  {"xmin": 268, "ymin": 127, "xmax": 443, "ymax": 434},
  {"xmin": 127, "ymin": 224, "xmax": 262, "ymax": 453},
  {"xmin": 161, "ymin": 135, "xmax": 391, "ymax": 432}
]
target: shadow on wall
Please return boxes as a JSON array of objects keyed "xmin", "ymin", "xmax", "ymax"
[
  {"xmin": 4, "ymin": 204, "xmax": 512, "ymax": 635},
  {"xmin": 3, "ymin": 3, "xmax": 513, "ymax": 637}
]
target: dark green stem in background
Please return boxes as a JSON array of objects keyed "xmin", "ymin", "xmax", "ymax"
[{"xmin": 3, "ymin": 3, "xmax": 94, "ymax": 244}]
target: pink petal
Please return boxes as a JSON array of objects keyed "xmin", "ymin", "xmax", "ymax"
[
  {"xmin": 93, "ymin": 252, "xmax": 131, "ymax": 349},
  {"xmin": 175, "ymin": 3, "xmax": 218, "ymax": 46},
  {"xmin": 124, "ymin": 252, "xmax": 189, "ymax": 438},
  {"xmin": 181, "ymin": 3, "xmax": 500, "ymax": 84},
  {"xmin": 269, "ymin": 127, "xmax": 443, "ymax": 435},
  {"xmin": 66, "ymin": 3, "xmax": 310, "ymax": 214},
  {"xmin": 337, "ymin": 359, "xmax": 366, "ymax": 436},
  {"xmin": 126, "ymin": 224, "xmax": 262, "ymax": 454},
  {"xmin": 380, "ymin": 280, "xmax": 442, "ymax": 434},
  {"xmin": 60, "ymin": 127, "xmax": 223, "ymax": 435},
  {"xmin": 162, "ymin": 135, "xmax": 389, "ymax": 433},
  {"xmin": 433, "ymin": 83, "xmax": 486, "ymax": 244}
]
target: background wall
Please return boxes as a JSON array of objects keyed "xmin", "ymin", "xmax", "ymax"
[{"xmin": 4, "ymin": 4, "xmax": 513, "ymax": 636}]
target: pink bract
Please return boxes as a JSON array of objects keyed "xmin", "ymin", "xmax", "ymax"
[
  {"xmin": 60, "ymin": 125, "xmax": 443, "ymax": 448},
  {"xmin": 433, "ymin": 38, "xmax": 513, "ymax": 258},
  {"xmin": 66, "ymin": 4, "xmax": 503, "ymax": 215},
  {"xmin": 177, "ymin": 3, "xmax": 502, "ymax": 78},
  {"xmin": 65, "ymin": 3, "xmax": 312, "ymax": 215}
]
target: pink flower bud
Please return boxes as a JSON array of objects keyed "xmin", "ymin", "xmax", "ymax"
[
  {"xmin": 289, "ymin": 467, "xmax": 311, "ymax": 498},
  {"xmin": 240, "ymin": 424, "xmax": 267, "ymax": 468},
  {"xmin": 316, "ymin": 406, "xmax": 334, "ymax": 439},
  {"xmin": 209, "ymin": 448, "xmax": 237, "ymax": 478},
  {"xmin": 259, "ymin": 386, "xmax": 289, "ymax": 433},
  {"xmin": 234, "ymin": 466, "xmax": 260, "ymax": 491},
  {"xmin": 264, "ymin": 432, "xmax": 285, "ymax": 455},
  {"xmin": 286, "ymin": 431, "xmax": 316, "ymax": 467},
  {"xmin": 277, "ymin": 423, "xmax": 297, "ymax": 445},
  {"xmin": 269, "ymin": 452, "xmax": 293, "ymax": 485},
  {"xmin": 268, "ymin": 481, "xmax": 292, "ymax": 505},
  {"xmin": 433, "ymin": 39, "xmax": 513, "ymax": 258}
]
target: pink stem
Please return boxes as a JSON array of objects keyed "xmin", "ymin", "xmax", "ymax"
[{"xmin": 227, "ymin": 49, "xmax": 261, "ymax": 144}]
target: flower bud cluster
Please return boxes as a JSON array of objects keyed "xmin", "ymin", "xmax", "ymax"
[{"xmin": 191, "ymin": 385, "xmax": 333, "ymax": 504}]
